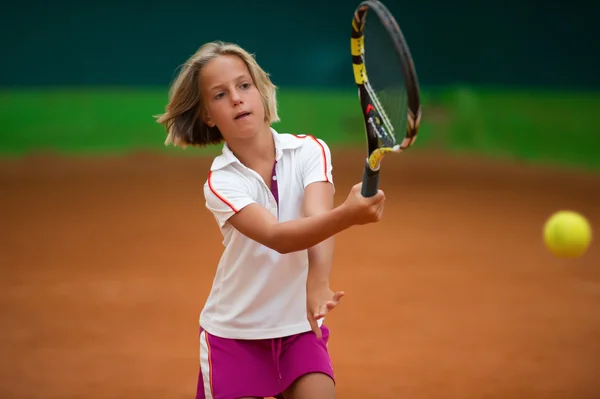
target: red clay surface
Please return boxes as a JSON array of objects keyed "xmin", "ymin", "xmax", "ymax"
[{"xmin": 1, "ymin": 148, "xmax": 599, "ymax": 399}]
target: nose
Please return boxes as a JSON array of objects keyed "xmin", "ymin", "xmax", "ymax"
[{"xmin": 230, "ymin": 89, "xmax": 243, "ymax": 105}]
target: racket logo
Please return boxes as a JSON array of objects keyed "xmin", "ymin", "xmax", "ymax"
[{"xmin": 366, "ymin": 114, "xmax": 393, "ymax": 148}]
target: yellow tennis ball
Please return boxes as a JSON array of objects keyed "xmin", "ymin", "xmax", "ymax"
[{"xmin": 543, "ymin": 210, "xmax": 592, "ymax": 258}]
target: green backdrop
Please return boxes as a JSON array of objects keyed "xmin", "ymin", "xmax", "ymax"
[{"xmin": 1, "ymin": 0, "xmax": 599, "ymax": 170}]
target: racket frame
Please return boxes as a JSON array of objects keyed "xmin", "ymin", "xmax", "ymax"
[{"xmin": 351, "ymin": 0, "xmax": 421, "ymax": 197}]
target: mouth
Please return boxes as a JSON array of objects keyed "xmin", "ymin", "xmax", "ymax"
[{"xmin": 234, "ymin": 111, "xmax": 251, "ymax": 120}]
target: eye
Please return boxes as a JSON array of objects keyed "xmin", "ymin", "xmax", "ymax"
[
  {"xmin": 240, "ymin": 82, "xmax": 252, "ymax": 90},
  {"xmin": 214, "ymin": 92, "xmax": 225, "ymax": 100}
]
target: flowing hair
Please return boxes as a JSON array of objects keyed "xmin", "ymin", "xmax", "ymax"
[{"xmin": 155, "ymin": 41, "xmax": 279, "ymax": 148}]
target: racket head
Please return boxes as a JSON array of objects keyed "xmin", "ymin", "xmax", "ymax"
[{"xmin": 351, "ymin": 0, "xmax": 421, "ymax": 175}]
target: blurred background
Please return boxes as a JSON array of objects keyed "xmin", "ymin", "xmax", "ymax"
[
  {"xmin": 1, "ymin": 1, "xmax": 600, "ymax": 398},
  {"xmin": 2, "ymin": 0, "xmax": 600, "ymax": 167}
]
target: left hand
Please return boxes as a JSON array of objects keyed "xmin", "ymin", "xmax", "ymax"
[{"xmin": 306, "ymin": 283, "xmax": 345, "ymax": 339}]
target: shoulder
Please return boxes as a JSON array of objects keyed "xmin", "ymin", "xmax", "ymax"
[
  {"xmin": 203, "ymin": 167, "xmax": 256, "ymax": 216},
  {"xmin": 203, "ymin": 158, "xmax": 253, "ymax": 203},
  {"xmin": 277, "ymin": 132, "xmax": 329, "ymax": 149},
  {"xmin": 276, "ymin": 133, "xmax": 332, "ymax": 163},
  {"xmin": 275, "ymin": 131, "xmax": 334, "ymax": 185},
  {"xmin": 271, "ymin": 127, "xmax": 330, "ymax": 153},
  {"xmin": 204, "ymin": 167, "xmax": 250, "ymax": 196}
]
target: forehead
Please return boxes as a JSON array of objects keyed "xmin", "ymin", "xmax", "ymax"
[{"xmin": 199, "ymin": 54, "xmax": 251, "ymax": 88}]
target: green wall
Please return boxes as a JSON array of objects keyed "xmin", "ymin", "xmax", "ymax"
[
  {"xmin": 1, "ymin": 0, "xmax": 599, "ymax": 170},
  {"xmin": 2, "ymin": 88, "xmax": 599, "ymax": 171}
]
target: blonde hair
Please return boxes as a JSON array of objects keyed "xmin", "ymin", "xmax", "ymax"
[{"xmin": 155, "ymin": 41, "xmax": 280, "ymax": 148}]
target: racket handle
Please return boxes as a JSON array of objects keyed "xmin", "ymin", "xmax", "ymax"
[{"xmin": 361, "ymin": 160, "xmax": 380, "ymax": 197}]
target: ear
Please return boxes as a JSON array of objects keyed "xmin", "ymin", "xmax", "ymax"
[{"xmin": 202, "ymin": 109, "xmax": 216, "ymax": 127}]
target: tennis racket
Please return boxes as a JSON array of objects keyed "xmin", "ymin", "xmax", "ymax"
[{"xmin": 351, "ymin": 0, "xmax": 421, "ymax": 197}]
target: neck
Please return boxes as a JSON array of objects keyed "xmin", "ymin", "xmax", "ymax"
[{"xmin": 227, "ymin": 124, "xmax": 275, "ymax": 168}]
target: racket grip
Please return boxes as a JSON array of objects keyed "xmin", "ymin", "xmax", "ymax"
[{"xmin": 361, "ymin": 160, "xmax": 380, "ymax": 197}]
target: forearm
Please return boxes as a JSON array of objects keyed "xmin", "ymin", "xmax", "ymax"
[
  {"xmin": 306, "ymin": 199, "xmax": 335, "ymax": 286},
  {"xmin": 307, "ymin": 235, "xmax": 334, "ymax": 285},
  {"xmin": 270, "ymin": 206, "xmax": 350, "ymax": 254}
]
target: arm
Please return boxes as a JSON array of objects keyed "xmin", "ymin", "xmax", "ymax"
[
  {"xmin": 205, "ymin": 169, "xmax": 382, "ymax": 255},
  {"xmin": 303, "ymin": 181, "xmax": 335, "ymax": 285},
  {"xmin": 230, "ymin": 135, "xmax": 340, "ymax": 255},
  {"xmin": 303, "ymin": 181, "xmax": 345, "ymax": 338},
  {"xmin": 207, "ymin": 136, "xmax": 384, "ymax": 254},
  {"xmin": 227, "ymin": 198, "xmax": 352, "ymax": 254}
]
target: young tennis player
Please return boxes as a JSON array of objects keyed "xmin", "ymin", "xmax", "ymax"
[{"xmin": 156, "ymin": 41, "xmax": 386, "ymax": 399}]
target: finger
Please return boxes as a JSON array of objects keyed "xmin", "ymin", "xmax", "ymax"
[
  {"xmin": 308, "ymin": 314, "xmax": 322, "ymax": 339},
  {"xmin": 326, "ymin": 301, "xmax": 336, "ymax": 311},
  {"xmin": 326, "ymin": 292, "xmax": 344, "ymax": 311},
  {"xmin": 315, "ymin": 304, "xmax": 327, "ymax": 320},
  {"xmin": 328, "ymin": 298, "xmax": 344, "ymax": 311},
  {"xmin": 333, "ymin": 291, "xmax": 345, "ymax": 302}
]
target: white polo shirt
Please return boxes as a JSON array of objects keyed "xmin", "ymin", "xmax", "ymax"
[{"xmin": 200, "ymin": 128, "xmax": 335, "ymax": 340}]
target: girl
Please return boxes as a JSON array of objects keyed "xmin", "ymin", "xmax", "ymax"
[{"xmin": 156, "ymin": 41, "xmax": 386, "ymax": 399}]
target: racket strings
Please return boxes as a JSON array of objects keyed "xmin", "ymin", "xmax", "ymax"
[
  {"xmin": 362, "ymin": 10, "xmax": 409, "ymax": 145},
  {"xmin": 379, "ymin": 87, "xmax": 408, "ymax": 138}
]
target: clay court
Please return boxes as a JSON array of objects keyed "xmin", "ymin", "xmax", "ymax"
[{"xmin": 1, "ymin": 148, "xmax": 599, "ymax": 398}]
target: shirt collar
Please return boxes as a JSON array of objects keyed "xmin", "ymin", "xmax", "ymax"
[{"xmin": 210, "ymin": 127, "xmax": 304, "ymax": 171}]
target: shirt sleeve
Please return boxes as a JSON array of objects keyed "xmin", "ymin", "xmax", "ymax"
[
  {"xmin": 300, "ymin": 135, "xmax": 334, "ymax": 190},
  {"xmin": 204, "ymin": 170, "xmax": 256, "ymax": 228}
]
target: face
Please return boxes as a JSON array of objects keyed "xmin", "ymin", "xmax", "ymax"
[{"xmin": 199, "ymin": 54, "xmax": 266, "ymax": 141}]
